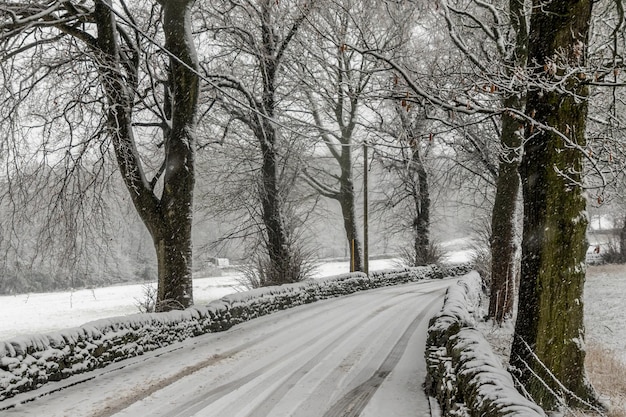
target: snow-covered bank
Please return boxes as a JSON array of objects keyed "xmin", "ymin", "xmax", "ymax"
[
  {"xmin": 0, "ymin": 275, "xmax": 242, "ymax": 341},
  {"xmin": 425, "ymin": 272, "xmax": 545, "ymax": 417}
]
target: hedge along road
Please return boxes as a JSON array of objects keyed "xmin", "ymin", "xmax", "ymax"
[{"xmin": 4, "ymin": 278, "xmax": 455, "ymax": 417}]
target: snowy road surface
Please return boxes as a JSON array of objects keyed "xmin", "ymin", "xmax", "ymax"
[{"xmin": 3, "ymin": 279, "xmax": 453, "ymax": 417}]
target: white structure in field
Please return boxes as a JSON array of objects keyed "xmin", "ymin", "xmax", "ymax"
[
  {"xmin": 585, "ymin": 245, "xmax": 603, "ymax": 265},
  {"xmin": 208, "ymin": 257, "xmax": 230, "ymax": 268}
]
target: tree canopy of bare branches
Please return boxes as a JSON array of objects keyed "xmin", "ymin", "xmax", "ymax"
[{"xmin": 0, "ymin": 0, "xmax": 200, "ymax": 311}]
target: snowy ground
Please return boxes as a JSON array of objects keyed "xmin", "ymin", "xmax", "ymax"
[
  {"xmin": 2, "ymin": 251, "xmax": 624, "ymax": 365},
  {"xmin": 1, "ymin": 279, "xmax": 452, "ymax": 417},
  {"xmin": 584, "ymin": 264, "xmax": 626, "ymax": 364},
  {"xmin": 475, "ymin": 264, "xmax": 626, "ymax": 416},
  {"xmin": 0, "ymin": 259, "xmax": 401, "ymax": 341},
  {"xmin": 476, "ymin": 264, "xmax": 626, "ymax": 366},
  {"xmin": 1, "ymin": 248, "xmax": 624, "ymax": 416}
]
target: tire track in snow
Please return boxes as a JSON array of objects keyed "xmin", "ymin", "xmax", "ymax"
[
  {"xmin": 156, "ymin": 288, "xmax": 440, "ymax": 417},
  {"xmin": 290, "ymin": 289, "xmax": 445, "ymax": 417},
  {"xmin": 321, "ymin": 295, "xmax": 443, "ymax": 417},
  {"xmin": 90, "ymin": 290, "xmax": 409, "ymax": 417},
  {"xmin": 2, "ymin": 280, "xmax": 452, "ymax": 417},
  {"xmin": 245, "ymin": 290, "xmax": 445, "ymax": 417},
  {"xmin": 5, "ymin": 297, "xmax": 346, "ymax": 415},
  {"xmin": 162, "ymin": 288, "xmax": 443, "ymax": 417}
]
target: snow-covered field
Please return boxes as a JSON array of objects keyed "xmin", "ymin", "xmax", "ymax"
[
  {"xmin": 1, "ymin": 253, "xmax": 624, "ymax": 367},
  {"xmin": 585, "ymin": 264, "xmax": 626, "ymax": 364},
  {"xmin": 0, "ymin": 259, "xmax": 400, "ymax": 341}
]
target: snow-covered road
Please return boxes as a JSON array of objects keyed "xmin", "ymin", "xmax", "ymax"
[{"xmin": 3, "ymin": 279, "xmax": 453, "ymax": 417}]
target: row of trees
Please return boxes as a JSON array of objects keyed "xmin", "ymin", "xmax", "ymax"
[
  {"xmin": 394, "ymin": 0, "xmax": 623, "ymax": 409},
  {"xmin": 421, "ymin": 0, "xmax": 625, "ymax": 409},
  {"xmin": 2, "ymin": 0, "xmax": 625, "ymax": 410},
  {"xmin": 0, "ymin": 0, "xmax": 413, "ymax": 302}
]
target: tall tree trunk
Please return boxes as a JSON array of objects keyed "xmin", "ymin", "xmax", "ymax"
[
  {"xmin": 488, "ymin": 0, "xmax": 527, "ymax": 324},
  {"xmin": 259, "ymin": 122, "xmax": 295, "ymax": 285},
  {"xmin": 250, "ymin": 0, "xmax": 312, "ymax": 285},
  {"xmin": 489, "ymin": 107, "xmax": 522, "ymax": 323},
  {"xmin": 256, "ymin": 0, "xmax": 296, "ymax": 285},
  {"xmin": 395, "ymin": 104, "xmax": 431, "ymax": 266},
  {"xmin": 412, "ymin": 142, "xmax": 430, "ymax": 265},
  {"xmin": 154, "ymin": 0, "xmax": 198, "ymax": 310},
  {"xmin": 94, "ymin": 0, "xmax": 198, "ymax": 311},
  {"xmin": 510, "ymin": 0, "xmax": 598, "ymax": 408}
]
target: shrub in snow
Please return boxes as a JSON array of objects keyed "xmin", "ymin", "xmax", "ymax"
[
  {"xmin": 425, "ymin": 272, "xmax": 545, "ymax": 417},
  {"xmin": 0, "ymin": 263, "xmax": 469, "ymax": 402}
]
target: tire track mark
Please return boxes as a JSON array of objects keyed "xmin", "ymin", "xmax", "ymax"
[
  {"xmin": 288, "ymin": 293, "xmax": 439, "ymax": 417},
  {"xmin": 321, "ymin": 295, "xmax": 444, "ymax": 417},
  {"xmin": 245, "ymin": 289, "xmax": 445, "ymax": 417},
  {"xmin": 90, "ymin": 293, "xmax": 385, "ymax": 417},
  {"xmin": 137, "ymin": 287, "xmax": 429, "ymax": 417}
]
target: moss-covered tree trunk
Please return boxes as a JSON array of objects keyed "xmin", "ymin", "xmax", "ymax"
[{"xmin": 509, "ymin": 0, "xmax": 598, "ymax": 409}]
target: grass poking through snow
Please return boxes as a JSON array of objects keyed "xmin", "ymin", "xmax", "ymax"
[{"xmin": 583, "ymin": 343, "xmax": 626, "ymax": 417}]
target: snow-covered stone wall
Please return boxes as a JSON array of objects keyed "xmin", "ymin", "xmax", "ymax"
[
  {"xmin": 0, "ymin": 264, "xmax": 470, "ymax": 401},
  {"xmin": 425, "ymin": 272, "xmax": 545, "ymax": 417}
]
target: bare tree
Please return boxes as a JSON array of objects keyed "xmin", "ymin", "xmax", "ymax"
[
  {"xmin": 435, "ymin": 0, "xmax": 530, "ymax": 323},
  {"xmin": 0, "ymin": 0, "xmax": 200, "ymax": 311},
  {"xmin": 585, "ymin": 0, "xmax": 626, "ymax": 259},
  {"xmin": 369, "ymin": 95, "xmax": 441, "ymax": 266},
  {"xmin": 293, "ymin": 0, "xmax": 415, "ymax": 271},
  {"xmin": 198, "ymin": 0, "xmax": 314, "ymax": 285}
]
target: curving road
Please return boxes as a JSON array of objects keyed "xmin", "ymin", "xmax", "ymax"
[{"xmin": 4, "ymin": 279, "xmax": 453, "ymax": 417}]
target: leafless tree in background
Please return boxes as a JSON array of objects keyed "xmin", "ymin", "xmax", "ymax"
[{"xmin": 197, "ymin": 0, "xmax": 315, "ymax": 285}]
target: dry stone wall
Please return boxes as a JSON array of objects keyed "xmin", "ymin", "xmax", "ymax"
[{"xmin": 425, "ymin": 272, "xmax": 545, "ymax": 417}]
